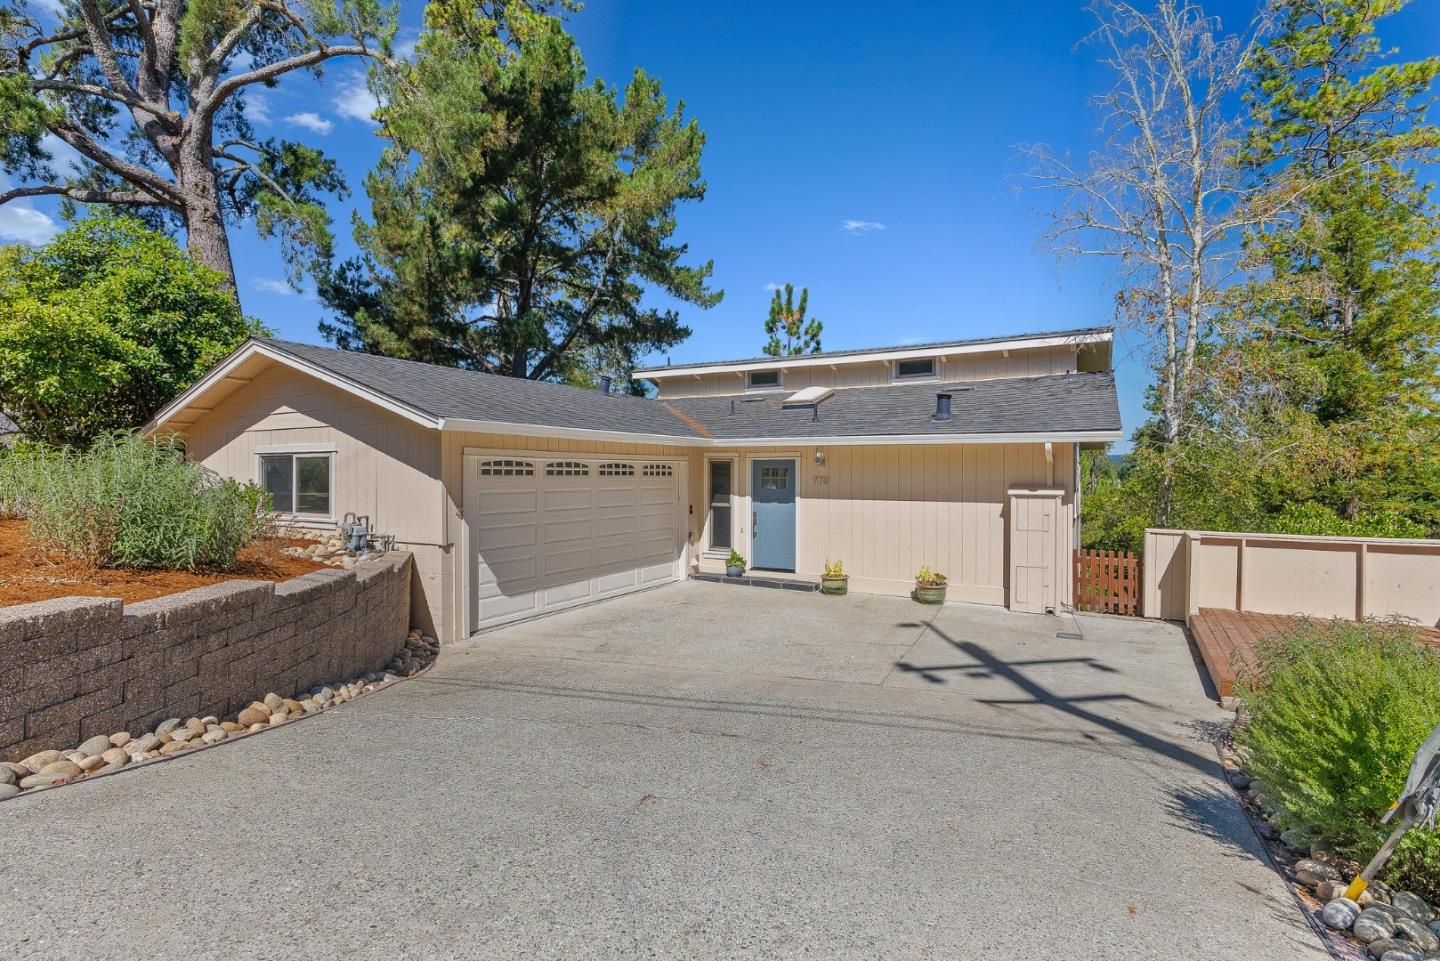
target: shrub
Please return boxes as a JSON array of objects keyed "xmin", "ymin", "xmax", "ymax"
[
  {"xmin": 1, "ymin": 434, "xmax": 272, "ymax": 571},
  {"xmin": 1234, "ymin": 619, "xmax": 1440, "ymax": 901},
  {"xmin": 1260, "ymin": 501, "xmax": 1430, "ymax": 539}
]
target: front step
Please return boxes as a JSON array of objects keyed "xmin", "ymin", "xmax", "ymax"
[{"xmin": 691, "ymin": 571, "xmax": 820, "ymax": 593}]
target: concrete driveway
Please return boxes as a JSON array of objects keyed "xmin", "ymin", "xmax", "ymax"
[{"xmin": 0, "ymin": 581, "xmax": 1324, "ymax": 960}]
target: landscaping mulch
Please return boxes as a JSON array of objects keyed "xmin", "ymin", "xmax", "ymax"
[{"xmin": 0, "ymin": 518, "xmax": 327, "ymax": 607}]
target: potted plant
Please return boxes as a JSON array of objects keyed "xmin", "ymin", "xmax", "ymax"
[
  {"xmin": 726, "ymin": 549, "xmax": 746, "ymax": 577},
  {"xmin": 914, "ymin": 565, "xmax": 948, "ymax": 605},
  {"xmin": 821, "ymin": 559, "xmax": 848, "ymax": 596}
]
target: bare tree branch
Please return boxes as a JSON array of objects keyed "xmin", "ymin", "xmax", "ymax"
[{"xmin": 0, "ymin": 184, "xmax": 163, "ymax": 206}]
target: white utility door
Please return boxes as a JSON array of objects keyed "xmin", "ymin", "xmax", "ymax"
[
  {"xmin": 463, "ymin": 454, "xmax": 685, "ymax": 632},
  {"xmin": 1008, "ymin": 487, "xmax": 1063, "ymax": 615}
]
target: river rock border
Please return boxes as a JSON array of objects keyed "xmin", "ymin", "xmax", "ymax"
[
  {"xmin": 1, "ymin": 551, "xmax": 414, "ymax": 765},
  {"xmin": 0, "ymin": 630, "xmax": 437, "ymax": 799},
  {"xmin": 1218, "ymin": 741, "xmax": 1440, "ymax": 961}
]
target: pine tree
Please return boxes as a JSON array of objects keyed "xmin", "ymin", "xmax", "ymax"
[
  {"xmin": 318, "ymin": 6, "xmax": 719, "ymax": 380},
  {"xmin": 1238, "ymin": 0, "xmax": 1440, "ymax": 527},
  {"xmin": 762, "ymin": 284, "xmax": 823, "ymax": 356}
]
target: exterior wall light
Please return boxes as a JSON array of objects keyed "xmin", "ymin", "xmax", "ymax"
[{"xmin": 814, "ymin": 449, "xmax": 827, "ymax": 467}]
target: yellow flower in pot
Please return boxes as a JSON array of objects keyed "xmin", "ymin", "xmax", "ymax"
[
  {"xmin": 914, "ymin": 566, "xmax": 948, "ymax": 605},
  {"xmin": 821, "ymin": 559, "xmax": 848, "ymax": 596}
]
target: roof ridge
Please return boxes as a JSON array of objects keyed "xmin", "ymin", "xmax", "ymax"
[
  {"xmin": 263, "ymin": 337, "xmax": 677, "ymax": 409},
  {"xmin": 661, "ymin": 402, "xmax": 713, "ymax": 438}
]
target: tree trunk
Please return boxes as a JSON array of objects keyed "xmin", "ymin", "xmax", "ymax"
[{"xmin": 177, "ymin": 141, "xmax": 237, "ymax": 292}]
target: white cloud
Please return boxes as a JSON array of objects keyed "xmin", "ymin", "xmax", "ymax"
[
  {"xmin": 286, "ymin": 112, "xmax": 334, "ymax": 135},
  {"xmin": 0, "ymin": 175, "xmax": 60, "ymax": 245},
  {"xmin": 40, "ymin": 134, "xmax": 85, "ymax": 174},
  {"xmin": 251, "ymin": 278, "xmax": 294, "ymax": 296},
  {"xmin": 764, "ymin": 282, "xmax": 783, "ymax": 291},
  {"xmin": 333, "ymin": 76, "xmax": 380, "ymax": 124},
  {"xmin": 841, "ymin": 219, "xmax": 886, "ymax": 235},
  {"xmin": 244, "ymin": 91, "xmax": 272, "ymax": 124},
  {"xmin": 0, "ymin": 204, "xmax": 59, "ymax": 245}
]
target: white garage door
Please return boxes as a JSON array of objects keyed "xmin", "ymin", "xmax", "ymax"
[{"xmin": 463, "ymin": 453, "xmax": 685, "ymax": 632}]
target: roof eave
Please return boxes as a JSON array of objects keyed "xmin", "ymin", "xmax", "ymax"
[
  {"xmin": 438, "ymin": 420, "xmax": 1123, "ymax": 447},
  {"xmin": 144, "ymin": 339, "xmax": 443, "ymax": 433},
  {"xmin": 703, "ymin": 429, "xmax": 1125, "ymax": 447},
  {"xmin": 634, "ymin": 330, "xmax": 1114, "ymax": 380}
]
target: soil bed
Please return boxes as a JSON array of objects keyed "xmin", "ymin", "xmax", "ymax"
[{"xmin": 0, "ymin": 518, "xmax": 327, "ymax": 607}]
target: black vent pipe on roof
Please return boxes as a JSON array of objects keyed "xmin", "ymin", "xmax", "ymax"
[
  {"xmin": 597, "ymin": 374, "xmax": 612, "ymax": 395},
  {"xmin": 934, "ymin": 392, "xmax": 953, "ymax": 421}
]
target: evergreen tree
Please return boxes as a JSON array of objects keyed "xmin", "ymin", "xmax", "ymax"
[
  {"xmin": 762, "ymin": 284, "xmax": 822, "ymax": 356},
  {"xmin": 1237, "ymin": 0, "xmax": 1440, "ymax": 527},
  {"xmin": 318, "ymin": 4, "xmax": 719, "ymax": 381}
]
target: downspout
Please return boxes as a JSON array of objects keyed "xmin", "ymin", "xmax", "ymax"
[
  {"xmin": 1073, "ymin": 442, "xmax": 1082, "ymax": 552},
  {"xmin": 1044, "ymin": 441, "xmax": 1054, "ymax": 487}
]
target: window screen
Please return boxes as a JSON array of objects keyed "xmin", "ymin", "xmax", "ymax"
[
  {"xmin": 260, "ymin": 455, "xmax": 294, "ymax": 514},
  {"xmin": 709, "ymin": 461, "xmax": 732, "ymax": 550}
]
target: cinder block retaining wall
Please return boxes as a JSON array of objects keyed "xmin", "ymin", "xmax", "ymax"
[{"xmin": 0, "ymin": 553, "xmax": 412, "ymax": 762}]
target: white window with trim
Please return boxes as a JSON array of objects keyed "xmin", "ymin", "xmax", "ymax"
[
  {"xmin": 258, "ymin": 448, "xmax": 335, "ymax": 520},
  {"xmin": 706, "ymin": 458, "xmax": 735, "ymax": 552},
  {"xmin": 746, "ymin": 369, "xmax": 782, "ymax": 390},
  {"xmin": 893, "ymin": 357, "xmax": 937, "ymax": 380}
]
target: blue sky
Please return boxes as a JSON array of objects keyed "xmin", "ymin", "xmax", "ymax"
[{"xmin": 5, "ymin": 0, "xmax": 1438, "ymax": 447}]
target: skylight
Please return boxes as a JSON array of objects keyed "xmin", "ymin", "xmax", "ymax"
[{"xmin": 782, "ymin": 386, "xmax": 834, "ymax": 406}]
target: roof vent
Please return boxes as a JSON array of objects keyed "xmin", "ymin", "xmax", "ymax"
[
  {"xmin": 597, "ymin": 375, "xmax": 612, "ymax": 395},
  {"xmin": 933, "ymin": 392, "xmax": 953, "ymax": 421}
]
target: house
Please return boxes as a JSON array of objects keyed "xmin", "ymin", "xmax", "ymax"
[{"xmin": 145, "ymin": 325, "xmax": 1122, "ymax": 641}]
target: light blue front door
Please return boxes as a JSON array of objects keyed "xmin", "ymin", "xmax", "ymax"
[{"xmin": 751, "ymin": 458, "xmax": 796, "ymax": 571}]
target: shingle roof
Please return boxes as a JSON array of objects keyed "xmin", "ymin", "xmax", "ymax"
[
  {"xmin": 665, "ymin": 372, "xmax": 1121, "ymax": 439},
  {"xmin": 632, "ymin": 325, "xmax": 1112, "ymax": 374},
  {"xmin": 259, "ymin": 339, "xmax": 1121, "ymax": 441},
  {"xmin": 265, "ymin": 339, "xmax": 701, "ymax": 437}
]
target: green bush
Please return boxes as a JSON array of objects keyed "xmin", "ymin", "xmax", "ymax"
[
  {"xmin": 1234, "ymin": 619, "xmax": 1440, "ymax": 901},
  {"xmin": 1259, "ymin": 501, "xmax": 1430, "ymax": 539},
  {"xmin": 0, "ymin": 434, "xmax": 273, "ymax": 571}
]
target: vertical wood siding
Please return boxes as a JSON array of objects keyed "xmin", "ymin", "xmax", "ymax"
[
  {"xmin": 180, "ymin": 363, "xmax": 447, "ymax": 636},
  {"xmin": 690, "ymin": 442, "xmax": 1075, "ymax": 605},
  {"xmin": 182, "ymin": 361, "xmax": 1079, "ymax": 639},
  {"xmin": 653, "ymin": 346, "xmax": 1078, "ymax": 398}
]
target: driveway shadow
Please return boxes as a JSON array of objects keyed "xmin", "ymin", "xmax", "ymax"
[{"xmin": 893, "ymin": 621, "xmax": 1220, "ymax": 778}]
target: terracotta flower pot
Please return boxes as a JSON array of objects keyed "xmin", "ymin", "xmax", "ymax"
[
  {"xmin": 914, "ymin": 583, "xmax": 947, "ymax": 605},
  {"xmin": 820, "ymin": 575, "xmax": 848, "ymax": 596}
]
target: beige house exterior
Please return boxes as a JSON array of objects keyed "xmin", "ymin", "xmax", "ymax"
[{"xmin": 149, "ymin": 327, "xmax": 1122, "ymax": 643}]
